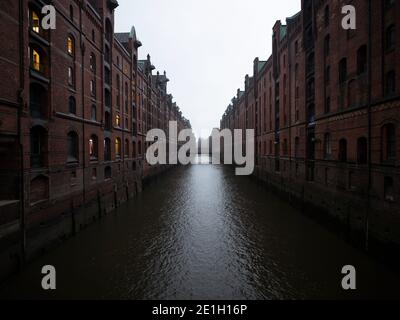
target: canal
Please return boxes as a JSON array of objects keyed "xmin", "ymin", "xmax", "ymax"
[{"xmin": 1, "ymin": 157, "xmax": 400, "ymax": 299}]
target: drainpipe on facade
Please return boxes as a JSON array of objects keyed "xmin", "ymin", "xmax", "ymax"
[
  {"xmin": 365, "ymin": 0, "xmax": 373, "ymax": 251},
  {"xmin": 18, "ymin": 0, "xmax": 26, "ymax": 265},
  {"xmin": 80, "ymin": 4, "xmax": 87, "ymax": 213}
]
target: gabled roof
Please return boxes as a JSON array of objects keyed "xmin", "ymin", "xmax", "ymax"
[{"xmin": 114, "ymin": 32, "xmax": 130, "ymax": 44}]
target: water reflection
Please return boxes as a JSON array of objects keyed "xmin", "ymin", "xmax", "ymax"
[{"xmin": 1, "ymin": 156, "xmax": 400, "ymax": 299}]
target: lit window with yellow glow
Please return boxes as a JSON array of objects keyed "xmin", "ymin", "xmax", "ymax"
[
  {"xmin": 67, "ymin": 36, "xmax": 74, "ymax": 56},
  {"xmin": 32, "ymin": 49, "xmax": 41, "ymax": 71},
  {"xmin": 116, "ymin": 115, "xmax": 121, "ymax": 127},
  {"xmin": 31, "ymin": 11, "xmax": 40, "ymax": 33},
  {"xmin": 115, "ymin": 138, "xmax": 121, "ymax": 158}
]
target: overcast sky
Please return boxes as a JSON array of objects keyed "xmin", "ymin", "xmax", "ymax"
[{"xmin": 115, "ymin": 0, "xmax": 301, "ymax": 138}]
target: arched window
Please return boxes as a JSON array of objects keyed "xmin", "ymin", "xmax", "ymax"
[
  {"xmin": 89, "ymin": 135, "xmax": 98, "ymax": 160},
  {"xmin": 338, "ymin": 138, "xmax": 347, "ymax": 162},
  {"xmin": 30, "ymin": 126, "xmax": 47, "ymax": 168},
  {"xmin": 115, "ymin": 114, "xmax": 121, "ymax": 127},
  {"xmin": 382, "ymin": 123, "xmax": 396, "ymax": 161},
  {"xmin": 357, "ymin": 137, "xmax": 368, "ymax": 164},
  {"xmin": 69, "ymin": 96, "xmax": 76, "ymax": 114},
  {"xmin": 115, "ymin": 138, "xmax": 121, "ymax": 158},
  {"xmin": 67, "ymin": 35, "xmax": 75, "ymax": 57},
  {"xmin": 104, "ymin": 138, "xmax": 111, "ymax": 161},
  {"xmin": 324, "ymin": 133, "xmax": 332, "ymax": 159},
  {"xmin": 125, "ymin": 139, "xmax": 129, "ymax": 157},
  {"xmin": 67, "ymin": 131, "xmax": 79, "ymax": 163}
]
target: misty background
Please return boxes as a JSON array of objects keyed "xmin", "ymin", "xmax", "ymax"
[{"xmin": 115, "ymin": 0, "xmax": 301, "ymax": 138}]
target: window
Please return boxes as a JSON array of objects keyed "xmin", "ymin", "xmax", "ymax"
[
  {"xmin": 30, "ymin": 126, "xmax": 46, "ymax": 168},
  {"xmin": 92, "ymin": 30, "xmax": 95, "ymax": 42},
  {"xmin": 386, "ymin": 25, "xmax": 395, "ymax": 51},
  {"xmin": 325, "ymin": 66, "xmax": 330, "ymax": 84},
  {"xmin": 385, "ymin": 0, "xmax": 395, "ymax": 9},
  {"xmin": 69, "ymin": 96, "xmax": 76, "ymax": 114},
  {"xmin": 339, "ymin": 58, "xmax": 347, "ymax": 83},
  {"xmin": 68, "ymin": 67, "xmax": 75, "ymax": 87},
  {"xmin": 324, "ymin": 5, "xmax": 330, "ymax": 28},
  {"xmin": 125, "ymin": 139, "xmax": 129, "ymax": 157},
  {"xmin": 385, "ymin": 71, "xmax": 396, "ymax": 96},
  {"xmin": 382, "ymin": 123, "xmax": 396, "ymax": 161},
  {"xmin": 90, "ymin": 53, "xmax": 96, "ymax": 72},
  {"xmin": 324, "ymin": 35, "xmax": 330, "ymax": 56},
  {"xmin": 92, "ymin": 168, "xmax": 97, "ymax": 179},
  {"xmin": 116, "ymin": 114, "xmax": 121, "ymax": 127},
  {"xmin": 357, "ymin": 137, "xmax": 368, "ymax": 164},
  {"xmin": 67, "ymin": 36, "xmax": 75, "ymax": 57},
  {"xmin": 325, "ymin": 96, "xmax": 331, "ymax": 114},
  {"xmin": 89, "ymin": 135, "xmax": 98, "ymax": 160},
  {"xmin": 30, "ymin": 9, "xmax": 40, "ymax": 33},
  {"xmin": 67, "ymin": 131, "xmax": 79, "ymax": 163},
  {"xmin": 31, "ymin": 48, "xmax": 41, "ymax": 72},
  {"xmin": 384, "ymin": 177, "xmax": 395, "ymax": 202},
  {"xmin": 283, "ymin": 139, "xmax": 288, "ymax": 156},
  {"xmin": 105, "ymin": 112, "xmax": 111, "ymax": 131},
  {"xmin": 132, "ymin": 141, "xmax": 137, "ymax": 158},
  {"xmin": 295, "ymin": 137, "xmax": 300, "ymax": 158},
  {"xmin": 30, "ymin": 83, "xmax": 47, "ymax": 118},
  {"xmin": 69, "ymin": 5, "xmax": 74, "ymax": 21},
  {"xmin": 138, "ymin": 140, "xmax": 142, "ymax": 155},
  {"xmin": 115, "ymin": 138, "xmax": 121, "ymax": 158},
  {"xmin": 91, "ymin": 105, "xmax": 96, "ymax": 121},
  {"xmin": 90, "ymin": 80, "xmax": 96, "ymax": 96},
  {"xmin": 339, "ymin": 139, "xmax": 347, "ymax": 162},
  {"xmin": 324, "ymin": 133, "xmax": 332, "ymax": 159},
  {"xmin": 295, "ymin": 41, "xmax": 298, "ymax": 54},
  {"xmin": 104, "ymin": 166, "xmax": 112, "ymax": 180},
  {"xmin": 105, "ymin": 89, "xmax": 111, "ymax": 107},
  {"xmin": 104, "ymin": 138, "xmax": 111, "ymax": 161},
  {"xmin": 357, "ymin": 45, "xmax": 367, "ymax": 75}
]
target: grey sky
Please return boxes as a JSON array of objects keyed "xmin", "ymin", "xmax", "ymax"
[{"xmin": 115, "ymin": 0, "xmax": 301, "ymax": 138}]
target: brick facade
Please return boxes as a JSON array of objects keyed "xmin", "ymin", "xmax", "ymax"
[
  {"xmin": 0, "ymin": 0, "xmax": 191, "ymax": 274},
  {"xmin": 221, "ymin": 0, "xmax": 400, "ymax": 247}
]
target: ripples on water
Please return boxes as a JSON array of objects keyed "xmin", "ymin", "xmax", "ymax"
[{"xmin": 1, "ymin": 156, "xmax": 400, "ymax": 300}]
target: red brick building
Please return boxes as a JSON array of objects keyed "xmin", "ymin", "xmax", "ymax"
[
  {"xmin": 0, "ymin": 0, "xmax": 190, "ymax": 276},
  {"xmin": 221, "ymin": 0, "xmax": 400, "ymax": 247}
]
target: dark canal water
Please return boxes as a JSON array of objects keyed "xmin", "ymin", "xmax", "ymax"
[{"xmin": 1, "ymin": 156, "xmax": 400, "ymax": 299}]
